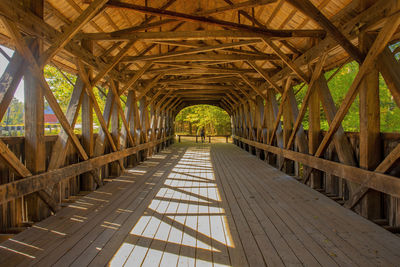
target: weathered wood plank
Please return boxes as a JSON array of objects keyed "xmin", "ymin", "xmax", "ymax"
[{"xmin": 234, "ymin": 136, "xmax": 400, "ymax": 199}]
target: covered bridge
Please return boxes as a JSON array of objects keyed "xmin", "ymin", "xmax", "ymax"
[{"xmin": 0, "ymin": 0, "xmax": 400, "ymax": 265}]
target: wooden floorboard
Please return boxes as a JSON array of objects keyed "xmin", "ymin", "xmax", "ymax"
[{"xmin": 1, "ymin": 142, "xmax": 400, "ymax": 266}]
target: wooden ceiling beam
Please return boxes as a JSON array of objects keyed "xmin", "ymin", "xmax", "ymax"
[
  {"xmin": 40, "ymin": 0, "xmax": 109, "ymax": 66},
  {"xmin": 158, "ymin": 75, "xmax": 238, "ymax": 84},
  {"xmin": 121, "ymin": 53, "xmax": 281, "ymax": 62},
  {"xmin": 120, "ymin": 61, "xmax": 153, "ymax": 95},
  {"xmin": 117, "ymin": 40, "xmax": 261, "ymax": 62},
  {"xmin": 0, "ymin": 0, "xmax": 124, "ymax": 81},
  {"xmin": 136, "ymin": 73, "xmax": 165, "ymax": 99},
  {"xmin": 285, "ymin": 0, "xmax": 364, "ymax": 64},
  {"xmin": 77, "ymin": 29, "xmax": 323, "ymax": 41},
  {"xmin": 247, "ymin": 61, "xmax": 282, "ymax": 93},
  {"xmin": 106, "ymin": 1, "xmax": 326, "ymax": 39},
  {"xmin": 262, "ymin": 37, "xmax": 309, "ymax": 84},
  {"xmin": 198, "ymin": 0, "xmax": 276, "ymax": 16},
  {"xmin": 166, "ymin": 84, "xmax": 235, "ymax": 90},
  {"xmin": 174, "ymin": 89, "xmax": 227, "ymax": 94},
  {"xmin": 150, "ymin": 40, "xmax": 200, "ymax": 48},
  {"xmin": 153, "ymin": 62, "xmax": 251, "ymax": 70}
]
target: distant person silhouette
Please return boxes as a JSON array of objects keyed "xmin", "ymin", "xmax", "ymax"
[{"xmin": 200, "ymin": 127, "xmax": 205, "ymax": 143}]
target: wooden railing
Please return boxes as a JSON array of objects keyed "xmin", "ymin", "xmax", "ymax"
[
  {"xmin": 177, "ymin": 134, "xmax": 230, "ymax": 143},
  {"xmin": 233, "ymin": 135, "xmax": 400, "ymax": 198},
  {"xmin": 0, "ymin": 134, "xmax": 174, "ymax": 233}
]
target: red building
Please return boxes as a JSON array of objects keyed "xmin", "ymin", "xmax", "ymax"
[{"xmin": 44, "ymin": 106, "xmax": 58, "ymax": 123}]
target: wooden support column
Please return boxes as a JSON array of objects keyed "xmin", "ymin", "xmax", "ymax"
[
  {"xmin": 110, "ymin": 81, "xmax": 121, "ymax": 176},
  {"xmin": 268, "ymin": 90, "xmax": 284, "ymax": 166},
  {"xmin": 94, "ymin": 90, "xmax": 114, "ymax": 156},
  {"xmin": 124, "ymin": 90, "xmax": 138, "ymax": 166},
  {"xmin": 81, "ymin": 40, "xmax": 95, "ymax": 190},
  {"xmin": 308, "ymin": 80, "xmax": 322, "ymax": 188},
  {"xmin": 23, "ymin": 0, "xmax": 47, "ymax": 221},
  {"xmin": 255, "ymin": 95, "xmax": 264, "ymax": 158},
  {"xmin": 282, "ymin": 79, "xmax": 294, "ymax": 174},
  {"xmin": 139, "ymin": 97, "xmax": 149, "ymax": 159},
  {"xmin": 359, "ymin": 22, "xmax": 382, "ymax": 219}
]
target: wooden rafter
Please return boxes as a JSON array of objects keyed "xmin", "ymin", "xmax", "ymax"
[
  {"xmin": 285, "ymin": 0, "xmax": 364, "ymax": 64},
  {"xmin": 106, "ymin": 1, "xmax": 326, "ymax": 39},
  {"xmin": 198, "ymin": 0, "xmax": 276, "ymax": 15}
]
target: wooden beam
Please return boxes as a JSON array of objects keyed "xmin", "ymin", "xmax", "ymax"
[
  {"xmin": 378, "ymin": 47, "xmax": 400, "ymax": 108},
  {"xmin": 0, "ymin": 137, "xmax": 173, "ymax": 205},
  {"xmin": 77, "ymin": 60, "xmax": 120, "ymax": 155},
  {"xmin": 345, "ymin": 142, "xmax": 400, "ymax": 209},
  {"xmin": 92, "ymin": 40, "xmax": 136, "ymax": 86},
  {"xmin": 160, "ymin": 94, "xmax": 176, "ymax": 111},
  {"xmin": 239, "ymin": 74, "xmax": 268, "ymax": 101},
  {"xmin": 285, "ymin": 0, "xmax": 364, "ymax": 63},
  {"xmin": 285, "ymin": 52, "xmax": 327, "ymax": 149},
  {"xmin": 120, "ymin": 62, "xmax": 153, "ymax": 95},
  {"xmin": 0, "ymin": 0, "xmax": 123, "ymax": 81},
  {"xmin": 48, "ymin": 78, "xmax": 85, "ymax": 170},
  {"xmin": 106, "ymin": 1, "xmax": 326, "ymax": 39},
  {"xmin": 262, "ymin": 37, "xmax": 309, "ymax": 83},
  {"xmin": 247, "ymin": 61, "xmax": 282, "ymax": 93},
  {"xmin": 159, "ymin": 75, "xmax": 238, "ymax": 84},
  {"xmin": 234, "ymin": 136, "xmax": 400, "ymax": 199},
  {"xmin": 268, "ymin": 78, "xmax": 292, "ymax": 145},
  {"xmin": 137, "ymin": 73, "xmax": 165, "ymax": 99},
  {"xmin": 109, "ymin": 80, "xmax": 135, "ymax": 146},
  {"xmin": 198, "ymin": 0, "xmax": 276, "ymax": 15},
  {"xmin": 314, "ymin": 14, "xmax": 400, "ymax": 157},
  {"xmin": 2, "ymin": 18, "xmax": 89, "ymax": 161},
  {"xmin": 40, "ymin": 0, "xmax": 108, "ymax": 66},
  {"xmin": 122, "ymin": 53, "xmax": 280, "ymax": 62},
  {"xmin": 0, "ymin": 140, "xmax": 32, "ymax": 177},
  {"xmin": 121, "ymin": 40, "xmax": 261, "ymax": 62},
  {"xmin": 358, "ymin": 29, "xmax": 381, "ymax": 219},
  {"xmin": 267, "ymin": 0, "xmax": 395, "ymax": 88},
  {"xmin": 0, "ymin": 52, "xmax": 25, "ymax": 120}
]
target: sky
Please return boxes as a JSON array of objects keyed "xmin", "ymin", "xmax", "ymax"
[{"xmin": 0, "ymin": 45, "xmax": 24, "ymax": 102}]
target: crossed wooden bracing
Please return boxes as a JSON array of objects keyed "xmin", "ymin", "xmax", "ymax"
[{"xmin": 0, "ymin": 0, "xmax": 399, "ymax": 243}]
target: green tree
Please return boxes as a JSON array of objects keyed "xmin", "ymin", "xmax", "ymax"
[
  {"xmin": 1, "ymin": 97, "xmax": 23, "ymax": 125},
  {"xmin": 175, "ymin": 105, "xmax": 231, "ymax": 135}
]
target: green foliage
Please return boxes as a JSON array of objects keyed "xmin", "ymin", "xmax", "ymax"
[
  {"xmin": 295, "ymin": 61, "xmax": 400, "ymax": 133},
  {"xmin": 44, "ymin": 65, "xmax": 76, "ymax": 112},
  {"xmin": 325, "ymin": 61, "xmax": 360, "ymax": 132},
  {"xmin": 175, "ymin": 105, "xmax": 231, "ymax": 135},
  {"xmin": 44, "ymin": 65, "xmax": 107, "ymax": 128},
  {"xmin": 1, "ymin": 97, "xmax": 23, "ymax": 125}
]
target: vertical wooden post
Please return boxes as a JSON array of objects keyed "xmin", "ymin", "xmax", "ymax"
[
  {"xmin": 125, "ymin": 90, "xmax": 137, "ymax": 167},
  {"xmin": 359, "ymin": 6, "xmax": 382, "ymax": 219},
  {"xmin": 139, "ymin": 97, "xmax": 148, "ymax": 160},
  {"xmin": 309, "ymin": 80, "xmax": 322, "ymax": 188},
  {"xmin": 23, "ymin": 0, "xmax": 47, "ymax": 221},
  {"xmin": 255, "ymin": 96, "xmax": 264, "ymax": 158},
  {"xmin": 110, "ymin": 81, "xmax": 121, "ymax": 176},
  {"xmin": 282, "ymin": 83, "xmax": 294, "ymax": 174},
  {"xmin": 81, "ymin": 40, "xmax": 94, "ymax": 190}
]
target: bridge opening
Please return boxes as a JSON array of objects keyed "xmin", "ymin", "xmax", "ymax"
[{"xmin": 175, "ymin": 105, "xmax": 231, "ymax": 143}]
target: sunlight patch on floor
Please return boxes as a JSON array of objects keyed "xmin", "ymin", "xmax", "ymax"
[{"xmin": 110, "ymin": 146, "xmax": 234, "ymax": 266}]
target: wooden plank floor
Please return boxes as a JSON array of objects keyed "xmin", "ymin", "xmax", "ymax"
[{"xmin": 1, "ymin": 142, "xmax": 400, "ymax": 266}]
